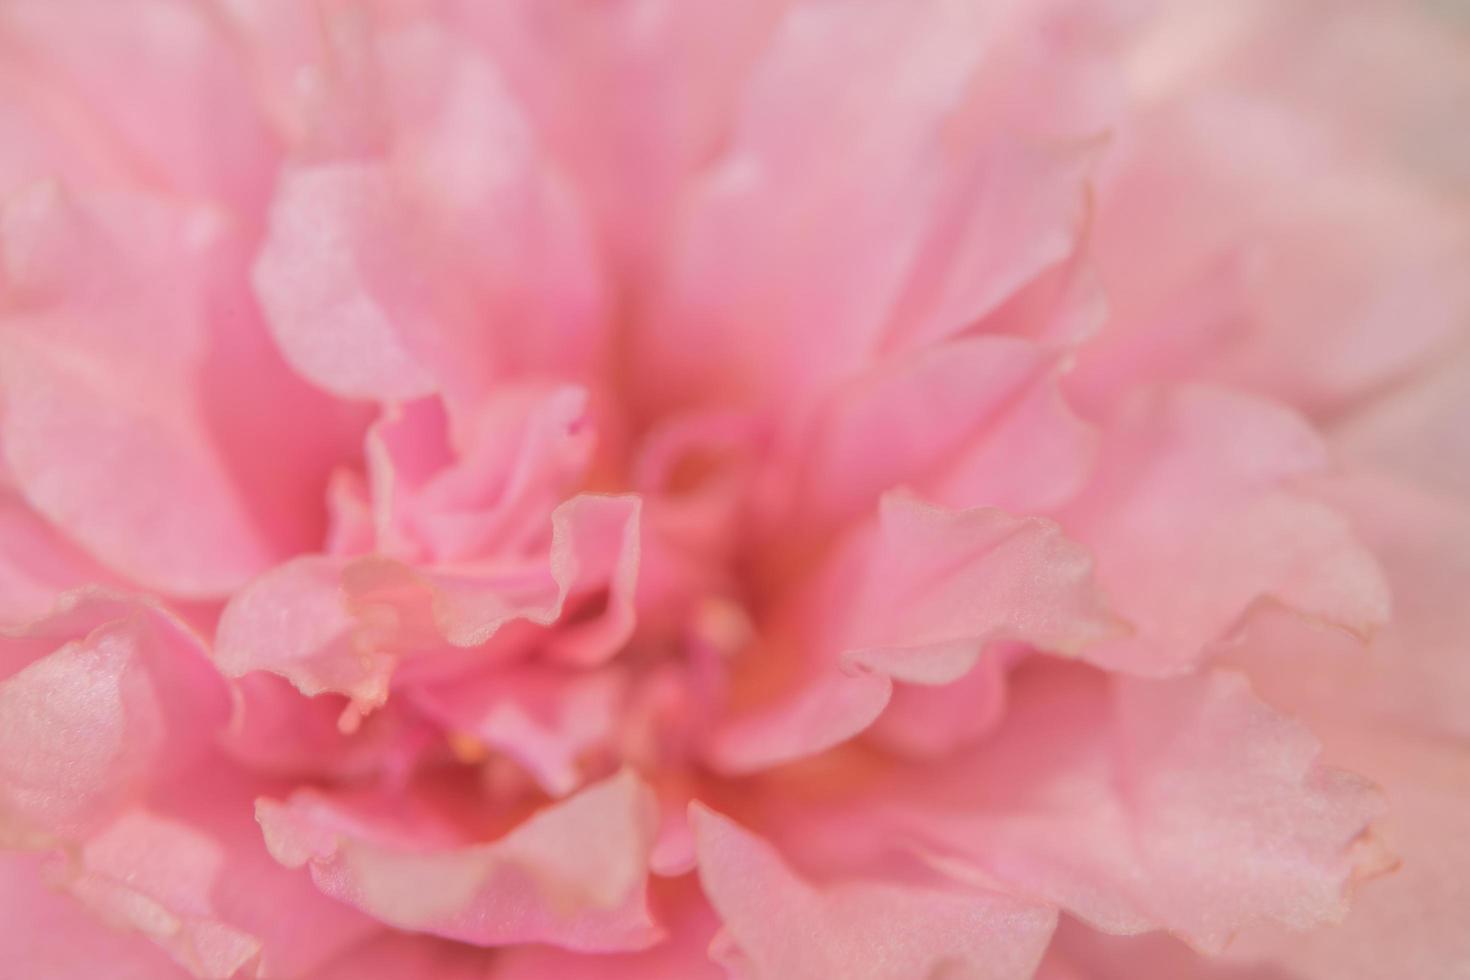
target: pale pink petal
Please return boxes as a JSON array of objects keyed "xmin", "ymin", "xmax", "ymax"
[
  {"xmin": 412, "ymin": 664, "xmax": 628, "ymax": 797},
  {"xmin": 0, "ymin": 591, "xmax": 229, "ymax": 845},
  {"xmin": 929, "ymin": 375, "xmax": 1100, "ymax": 516},
  {"xmin": 215, "ymin": 493, "xmax": 643, "ymax": 713},
  {"xmin": 1331, "ymin": 344, "xmax": 1470, "ymax": 505},
  {"xmin": 635, "ymin": 0, "xmax": 1107, "ymax": 417},
  {"xmin": 861, "ymin": 663, "xmax": 1383, "ymax": 951},
  {"xmin": 1224, "ymin": 474, "xmax": 1470, "ymax": 742},
  {"xmin": 1061, "ymin": 385, "xmax": 1389, "ymax": 675},
  {"xmin": 1046, "ymin": 730, "xmax": 1470, "ymax": 980},
  {"xmin": 866, "ymin": 642, "xmax": 1024, "ymax": 759},
  {"xmin": 691, "ymin": 804, "xmax": 1056, "ymax": 980},
  {"xmin": 0, "ymin": 182, "xmax": 362, "ymax": 597},
  {"xmin": 1219, "ymin": 728, "xmax": 1470, "ymax": 980},
  {"xmin": 1077, "ymin": 28, "xmax": 1470, "ymax": 417},
  {"xmin": 706, "ymin": 493, "xmax": 1120, "ymax": 774},
  {"xmin": 843, "ymin": 492, "xmax": 1123, "ymax": 683},
  {"xmin": 214, "ymin": 555, "xmax": 395, "ymax": 713},
  {"xmin": 253, "ymin": 20, "xmax": 603, "ymax": 409},
  {"xmin": 490, "ymin": 879, "xmax": 725, "ymax": 980},
  {"xmin": 0, "ymin": 490, "xmax": 115, "ymax": 626},
  {"xmin": 448, "ymin": 0, "xmax": 788, "ymax": 280},
  {"xmin": 377, "ymin": 387, "xmax": 593, "ymax": 564},
  {"xmin": 0, "ymin": 853, "xmax": 190, "ymax": 980},
  {"xmin": 0, "ymin": 0, "xmax": 278, "ymax": 210},
  {"xmin": 48, "ymin": 767, "xmax": 376, "ymax": 979},
  {"xmin": 250, "ymin": 161, "xmax": 442, "ymax": 404},
  {"xmin": 786, "ymin": 336, "xmax": 1051, "ymax": 528},
  {"xmin": 256, "ymin": 769, "xmax": 662, "ymax": 951}
]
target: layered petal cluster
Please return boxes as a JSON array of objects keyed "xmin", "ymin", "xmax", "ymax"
[{"xmin": 1, "ymin": 0, "xmax": 1467, "ymax": 978}]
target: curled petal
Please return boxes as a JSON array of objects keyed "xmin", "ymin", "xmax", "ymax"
[
  {"xmin": 1062, "ymin": 385, "xmax": 1390, "ymax": 675},
  {"xmin": 691, "ymin": 804, "xmax": 1056, "ymax": 980},
  {"xmin": 412, "ymin": 664, "xmax": 628, "ymax": 797},
  {"xmin": 47, "ymin": 770, "xmax": 376, "ymax": 979},
  {"xmin": 214, "ymin": 494, "xmax": 642, "ymax": 713},
  {"xmin": 706, "ymin": 493, "xmax": 1120, "ymax": 774},
  {"xmin": 256, "ymin": 769, "xmax": 663, "ymax": 951}
]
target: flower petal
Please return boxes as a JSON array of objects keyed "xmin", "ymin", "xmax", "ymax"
[
  {"xmin": 867, "ymin": 663, "xmax": 1383, "ymax": 951},
  {"xmin": 0, "ymin": 182, "xmax": 362, "ymax": 596},
  {"xmin": 256, "ymin": 769, "xmax": 663, "ymax": 951},
  {"xmin": 0, "ymin": 853, "xmax": 190, "ymax": 980},
  {"xmin": 691, "ymin": 804, "xmax": 1056, "ymax": 980},
  {"xmin": 1061, "ymin": 385, "xmax": 1389, "ymax": 676},
  {"xmin": 0, "ymin": 591, "xmax": 229, "ymax": 845}
]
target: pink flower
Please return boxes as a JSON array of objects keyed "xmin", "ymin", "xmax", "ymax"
[{"xmin": 2, "ymin": 0, "xmax": 1467, "ymax": 977}]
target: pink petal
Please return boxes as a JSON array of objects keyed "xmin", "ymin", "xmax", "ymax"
[
  {"xmin": 214, "ymin": 493, "xmax": 643, "ymax": 713},
  {"xmin": 786, "ymin": 336, "xmax": 1051, "ymax": 528},
  {"xmin": 448, "ymin": 0, "xmax": 788, "ymax": 280},
  {"xmin": 0, "ymin": 591, "xmax": 229, "ymax": 844},
  {"xmin": 489, "ymin": 879, "xmax": 726, "ymax": 980},
  {"xmin": 691, "ymin": 804, "xmax": 1056, "ymax": 980},
  {"xmin": 0, "ymin": 490, "xmax": 115, "ymax": 626},
  {"xmin": 250, "ymin": 161, "xmax": 441, "ymax": 403},
  {"xmin": 373, "ymin": 387, "xmax": 593, "ymax": 564},
  {"xmin": 867, "ymin": 662, "xmax": 1383, "ymax": 951},
  {"xmin": 1225, "ymin": 474, "xmax": 1470, "ymax": 742},
  {"xmin": 706, "ymin": 493, "xmax": 1120, "ymax": 774},
  {"xmin": 634, "ymin": 0, "xmax": 1105, "ymax": 418},
  {"xmin": 0, "ymin": 183, "xmax": 362, "ymax": 597},
  {"xmin": 1061, "ymin": 385, "xmax": 1389, "ymax": 676},
  {"xmin": 1332, "ymin": 344, "xmax": 1470, "ymax": 505},
  {"xmin": 220, "ymin": 672, "xmax": 434, "ymax": 784},
  {"xmin": 0, "ymin": 853, "xmax": 190, "ymax": 980},
  {"xmin": 256, "ymin": 769, "xmax": 662, "ymax": 951},
  {"xmin": 843, "ymin": 492, "xmax": 1123, "ymax": 683},
  {"xmin": 214, "ymin": 555, "xmax": 394, "ymax": 713},
  {"xmin": 1221, "ymin": 728, "xmax": 1470, "ymax": 980},
  {"xmin": 0, "ymin": 0, "xmax": 278, "ymax": 210},
  {"xmin": 411, "ymin": 663, "xmax": 628, "ymax": 798},
  {"xmin": 253, "ymin": 21, "xmax": 603, "ymax": 409},
  {"xmin": 48, "ymin": 767, "xmax": 376, "ymax": 979}
]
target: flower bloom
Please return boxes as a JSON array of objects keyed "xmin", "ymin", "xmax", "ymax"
[{"xmin": 2, "ymin": 0, "xmax": 1468, "ymax": 977}]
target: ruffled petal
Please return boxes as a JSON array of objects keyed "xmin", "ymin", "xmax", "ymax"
[
  {"xmin": 706, "ymin": 493, "xmax": 1119, "ymax": 774},
  {"xmin": 46, "ymin": 768, "xmax": 376, "ymax": 980},
  {"xmin": 691, "ymin": 805, "xmax": 1056, "ymax": 980},
  {"xmin": 215, "ymin": 493, "xmax": 642, "ymax": 715},
  {"xmin": 411, "ymin": 663, "xmax": 627, "ymax": 798},
  {"xmin": 256, "ymin": 769, "xmax": 662, "ymax": 951},
  {"xmin": 859, "ymin": 663, "xmax": 1383, "ymax": 951},
  {"xmin": 1061, "ymin": 385, "xmax": 1389, "ymax": 675},
  {"xmin": 1225, "ymin": 474, "xmax": 1470, "ymax": 742},
  {"xmin": 843, "ymin": 493, "xmax": 1122, "ymax": 682}
]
